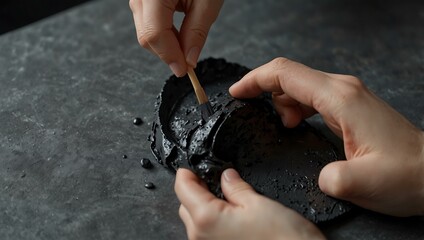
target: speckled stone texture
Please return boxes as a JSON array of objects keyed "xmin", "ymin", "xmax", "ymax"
[{"xmin": 0, "ymin": 0, "xmax": 423, "ymax": 239}]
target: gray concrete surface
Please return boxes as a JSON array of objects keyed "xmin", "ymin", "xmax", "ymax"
[{"xmin": 0, "ymin": 0, "xmax": 423, "ymax": 239}]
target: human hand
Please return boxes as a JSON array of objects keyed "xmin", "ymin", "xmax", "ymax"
[
  {"xmin": 229, "ymin": 57, "xmax": 424, "ymax": 217},
  {"xmin": 175, "ymin": 168, "xmax": 325, "ymax": 240},
  {"xmin": 129, "ymin": 0, "xmax": 224, "ymax": 77}
]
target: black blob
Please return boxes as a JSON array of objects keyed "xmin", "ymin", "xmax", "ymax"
[
  {"xmin": 133, "ymin": 117, "xmax": 143, "ymax": 125},
  {"xmin": 140, "ymin": 158, "xmax": 153, "ymax": 169},
  {"xmin": 144, "ymin": 182, "xmax": 155, "ymax": 189},
  {"xmin": 122, "ymin": 154, "xmax": 128, "ymax": 159},
  {"xmin": 150, "ymin": 58, "xmax": 351, "ymax": 223}
]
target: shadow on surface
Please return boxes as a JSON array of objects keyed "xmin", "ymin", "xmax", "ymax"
[{"xmin": 0, "ymin": 0, "xmax": 94, "ymax": 34}]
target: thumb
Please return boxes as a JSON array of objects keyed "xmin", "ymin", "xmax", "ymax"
[
  {"xmin": 318, "ymin": 159, "xmax": 374, "ymax": 200},
  {"xmin": 179, "ymin": 0, "xmax": 224, "ymax": 67},
  {"xmin": 221, "ymin": 168, "xmax": 257, "ymax": 205}
]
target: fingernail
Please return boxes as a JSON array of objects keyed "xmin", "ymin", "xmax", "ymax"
[
  {"xmin": 186, "ymin": 47, "xmax": 200, "ymax": 67},
  {"xmin": 169, "ymin": 62, "xmax": 185, "ymax": 77},
  {"xmin": 223, "ymin": 168, "xmax": 240, "ymax": 183}
]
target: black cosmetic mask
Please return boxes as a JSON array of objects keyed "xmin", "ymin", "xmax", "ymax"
[{"xmin": 150, "ymin": 58, "xmax": 352, "ymax": 223}]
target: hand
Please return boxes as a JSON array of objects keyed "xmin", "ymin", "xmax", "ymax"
[
  {"xmin": 175, "ymin": 168, "xmax": 325, "ymax": 240},
  {"xmin": 229, "ymin": 57, "xmax": 424, "ymax": 217},
  {"xmin": 129, "ymin": 0, "xmax": 224, "ymax": 77}
]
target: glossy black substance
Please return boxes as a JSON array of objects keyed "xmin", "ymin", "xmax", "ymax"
[
  {"xmin": 150, "ymin": 58, "xmax": 351, "ymax": 222},
  {"xmin": 140, "ymin": 158, "xmax": 152, "ymax": 169},
  {"xmin": 122, "ymin": 154, "xmax": 127, "ymax": 159},
  {"xmin": 133, "ymin": 117, "xmax": 143, "ymax": 126},
  {"xmin": 144, "ymin": 182, "xmax": 155, "ymax": 189}
]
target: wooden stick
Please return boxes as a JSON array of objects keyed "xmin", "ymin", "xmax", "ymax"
[{"xmin": 187, "ymin": 68, "xmax": 209, "ymax": 105}]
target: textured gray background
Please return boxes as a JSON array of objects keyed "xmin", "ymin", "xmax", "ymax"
[{"xmin": 0, "ymin": 0, "xmax": 423, "ymax": 239}]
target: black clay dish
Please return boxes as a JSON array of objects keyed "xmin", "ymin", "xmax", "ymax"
[{"xmin": 150, "ymin": 58, "xmax": 351, "ymax": 223}]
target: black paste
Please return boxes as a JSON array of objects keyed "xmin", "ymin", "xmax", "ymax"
[
  {"xmin": 140, "ymin": 158, "xmax": 153, "ymax": 169},
  {"xmin": 133, "ymin": 117, "xmax": 143, "ymax": 125},
  {"xmin": 149, "ymin": 58, "xmax": 351, "ymax": 223},
  {"xmin": 144, "ymin": 182, "xmax": 155, "ymax": 189}
]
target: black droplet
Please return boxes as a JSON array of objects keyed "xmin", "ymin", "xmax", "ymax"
[
  {"xmin": 140, "ymin": 158, "xmax": 153, "ymax": 169},
  {"xmin": 144, "ymin": 182, "xmax": 155, "ymax": 189},
  {"xmin": 20, "ymin": 173, "xmax": 26, "ymax": 178},
  {"xmin": 133, "ymin": 117, "xmax": 143, "ymax": 125},
  {"xmin": 122, "ymin": 154, "xmax": 128, "ymax": 159}
]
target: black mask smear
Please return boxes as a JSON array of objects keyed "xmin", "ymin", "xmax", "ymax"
[{"xmin": 150, "ymin": 58, "xmax": 352, "ymax": 223}]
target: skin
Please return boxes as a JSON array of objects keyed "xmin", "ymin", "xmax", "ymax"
[
  {"xmin": 174, "ymin": 58, "xmax": 424, "ymax": 239},
  {"xmin": 229, "ymin": 58, "xmax": 424, "ymax": 217},
  {"xmin": 129, "ymin": 0, "xmax": 224, "ymax": 77},
  {"xmin": 175, "ymin": 168, "xmax": 325, "ymax": 240},
  {"xmin": 128, "ymin": 0, "xmax": 424, "ymax": 237}
]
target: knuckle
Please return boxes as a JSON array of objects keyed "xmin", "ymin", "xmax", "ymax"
[
  {"xmin": 137, "ymin": 29, "xmax": 160, "ymax": 48},
  {"xmin": 271, "ymin": 57, "xmax": 291, "ymax": 69},
  {"xmin": 341, "ymin": 75, "xmax": 364, "ymax": 88},
  {"xmin": 137, "ymin": 35, "xmax": 149, "ymax": 49},
  {"xmin": 335, "ymin": 76, "xmax": 366, "ymax": 104},
  {"xmin": 128, "ymin": 0, "xmax": 139, "ymax": 11},
  {"xmin": 192, "ymin": 207, "xmax": 216, "ymax": 230},
  {"xmin": 190, "ymin": 27, "xmax": 208, "ymax": 41},
  {"xmin": 226, "ymin": 183, "xmax": 253, "ymax": 200},
  {"xmin": 142, "ymin": 29, "xmax": 161, "ymax": 44}
]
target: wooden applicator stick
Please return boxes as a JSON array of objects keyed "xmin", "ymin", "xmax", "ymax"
[{"xmin": 187, "ymin": 68, "xmax": 214, "ymax": 120}]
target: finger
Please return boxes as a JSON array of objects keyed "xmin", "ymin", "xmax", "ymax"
[
  {"xmin": 229, "ymin": 57, "xmax": 332, "ymax": 112},
  {"xmin": 179, "ymin": 204, "xmax": 191, "ymax": 223},
  {"xmin": 174, "ymin": 168, "xmax": 221, "ymax": 215},
  {"xmin": 179, "ymin": 0, "xmax": 224, "ymax": 67},
  {"xmin": 272, "ymin": 93, "xmax": 317, "ymax": 128},
  {"xmin": 130, "ymin": 0, "xmax": 152, "ymax": 52},
  {"xmin": 179, "ymin": 205, "xmax": 195, "ymax": 234},
  {"xmin": 221, "ymin": 168, "xmax": 258, "ymax": 206},
  {"xmin": 132, "ymin": 21, "xmax": 181, "ymax": 58},
  {"xmin": 141, "ymin": 1, "xmax": 187, "ymax": 76},
  {"xmin": 318, "ymin": 158, "xmax": 377, "ymax": 201},
  {"xmin": 179, "ymin": 205, "xmax": 197, "ymax": 240}
]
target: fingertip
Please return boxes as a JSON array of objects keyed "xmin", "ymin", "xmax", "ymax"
[
  {"xmin": 175, "ymin": 168, "xmax": 217, "ymax": 212},
  {"xmin": 175, "ymin": 168, "xmax": 195, "ymax": 191},
  {"xmin": 176, "ymin": 168, "xmax": 197, "ymax": 180},
  {"xmin": 222, "ymin": 168, "xmax": 241, "ymax": 183},
  {"xmin": 176, "ymin": 167, "xmax": 186, "ymax": 175},
  {"xmin": 229, "ymin": 76, "xmax": 255, "ymax": 98},
  {"xmin": 318, "ymin": 162, "xmax": 339, "ymax": 194},
  {"xmin": 169, "ymin": 62, "xmax": 188, "ymax": 77},
  {"xmin": 228, "ymin": 81, "xmax": 240, "ymax": 97},
  {"xmin": 186, "ymin": 46, "xmax": 200, "ymax": 68},
  {"xmin": 272, "ymin": 94, "xmax": 303, "ymax": 128},
  {"xmin": 279, "ymin": 109, "xmax": 302, "ymax": 128},
  {"xmin": 318, "ymin": 161, "xmax": 353, "ymax": 199},
  {"xmin": 221, "ymin": 168, "xmax": 256, "ymax": 205},
  {"xmin": 280, "ymin": 116, "xmax": 288, "ymax": 127}
]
